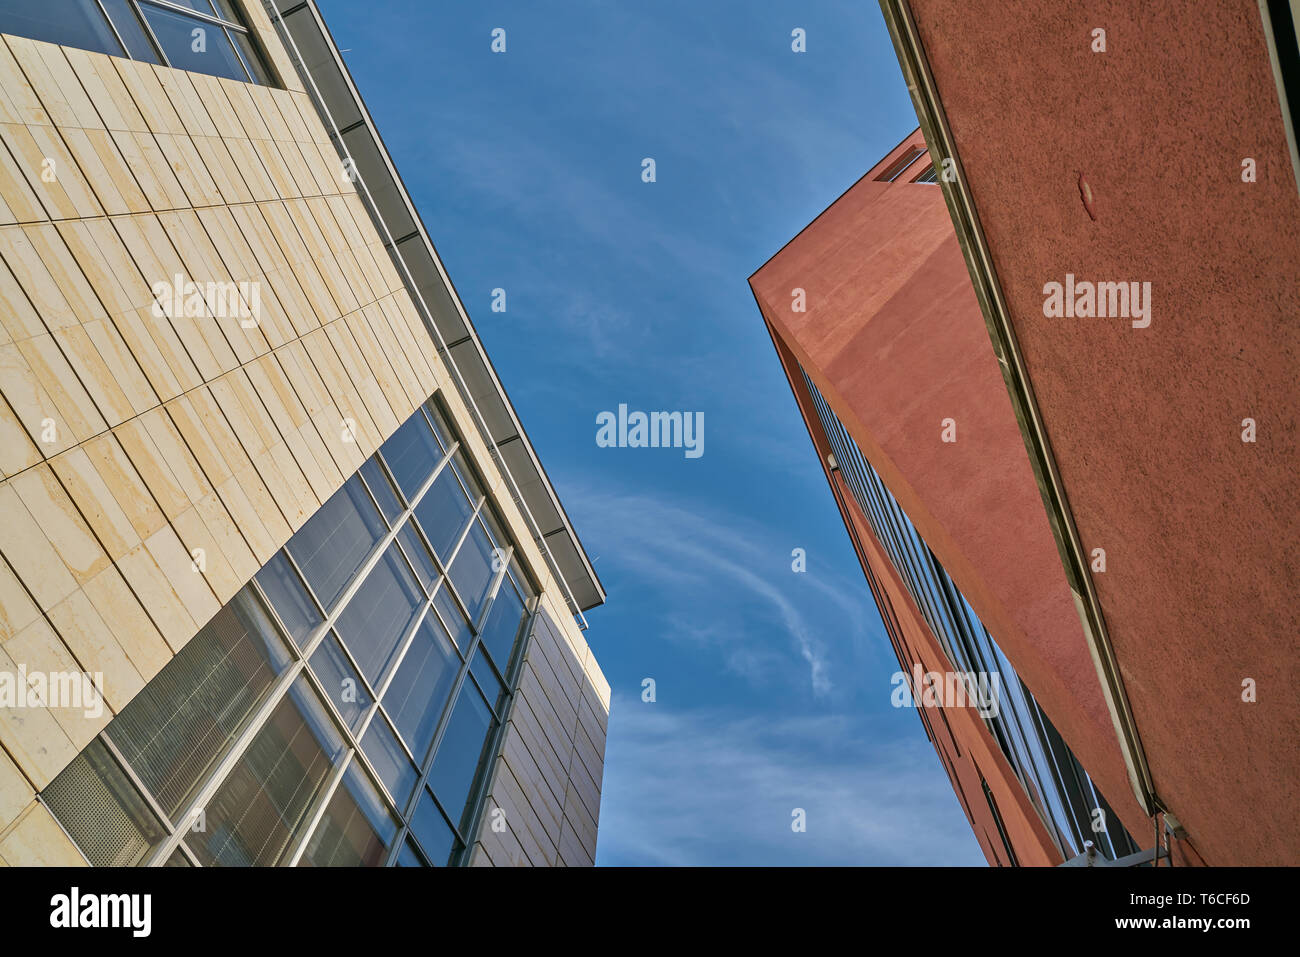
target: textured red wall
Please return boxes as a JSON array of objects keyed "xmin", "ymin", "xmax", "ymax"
[
  {"xmin": 752, "ymin": 130, "xmax": 1150, "ymax": 845},
  {"xmin": 909, "ymin": 0, "xmax": 1300, "ymax": 864}
]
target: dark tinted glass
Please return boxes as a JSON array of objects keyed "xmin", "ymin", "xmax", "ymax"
[
  {"xmin": 286, "ymin": 476, "xmax": 385, "ymax": 611},
  {"xmin": 360, "ymin": 714, "xmax": 418, "ymax": 807},
  {"xmin": 309, "ymin": 632, "xmax": 371, "ymax": 733},
  {"xmin": 359, "ymin": 458, "xmax": 402, "ymax": 524},
  {"xmin": 189, "ymin": 677, "xmax": 343, "ymax": 866},
  {"xmin": 100, "ymin": 0, "xmax": 161, "ymax": 61},
  {"xmin": 396, "ymin": 520, "xmax": 438, "ymax": 590},
  {"xmin": 105, "ymin": 590, "xmax": 291, "ymax": 818},
  {"xmin": 255, "ymin": 551, "xmax": 321, "ymax": 646},
  {"xmin": 449, "ymin": 520, "xmax": 497, "ymax": 623},
  {"xmin": 299, "ymin": 763, "xmax": 397, "ymax": 867},
  {"xmin": 333, "ymin": 542, "xmax": 424, "ymax": 685},
  {"xmin": 0, "ymin": 0, "xmax": 124, "ymax": 55},
  {"xmin": 427, "ymin": 682, "xmax": 495, "ymax": 832},
  {"xmin": 383, "ymin": 614, "xmax": 459, "ymax": 762},
  {"xmin": 411, "ymin": 788, "xmax": 457, "ymax": 865},
  {"xmin": 433, "ymin": 584, "xmax": 471, "ymax": 651},
  {"xmin": 139, "ymin": 4, "xmax": 250, "ymax": 82},
  {"xmin": 413, "ymin": 467, "xmax": 474, "ymax": 559},
  {"xmin": 379, "ymin": 409, "xmax": 443, "ymax": 502},
  {"xmin": 478, "ymin": 581, "xmax": 525, "ymax": 672}
]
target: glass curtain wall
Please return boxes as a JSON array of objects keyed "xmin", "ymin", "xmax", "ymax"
[
  {"xmin": 42, "ymin": 393, "xmax": 536, "ymax": 867},
  {"xmin": 800, "ymin": 367, "xmax": 1139, "ymax": 861}
]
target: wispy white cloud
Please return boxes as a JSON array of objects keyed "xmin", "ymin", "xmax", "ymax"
[
  {"xmin": 596, "ymin": 697, "xmax": 986, "ymax": 865},
  {"xmin": 565, "ymin": 483, "xmax": 890, "ymax": 700}
]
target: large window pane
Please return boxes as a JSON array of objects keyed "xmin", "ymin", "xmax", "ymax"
[
  {"xmin": 478, "ymin": 582, "xmax": 526, "ymax": 673},
  {"xmin": 449, "ymin": 520, "xmax": 497, "ymax": 624},
  {"xmin": 299, "ymin": 763, "xmax": 398, "ymax": 867},
  {"xmin": 394, "ymin": 839, "xmax": 426, "ymax": 866},
  {"xmin": 433, "ymin": 583, "xmax": 471, "ymax": 652},
  {"xmin": 382, "ymin": 614, "xmax": 458, "ymax": 763},
  {"xmin": 410, "ymin": 788, "xmax": 457, "ymax": 865},
  {"xmin": 380, "ymin": 409, "xmax": 443, "ymax": 502},
  {"xmin": 359, "ymin": 714, "xmax": 418, "ymax": 808},
  {"xmin": 189, "ymin": 677, "xmax": 344, "ymax": 866},
  {"xmin": 105, "ymin": 590, "xmax": 292, "ymax": 819},
  {"xmin": 0, "ymin": 0, "xmax": 124, "ymax": 56},
  {"xmin": 333, "ymin": 542, "xmax": 424, "ymax": 685},
  {"xmin": 427, "ymin": 683, "xmax": 496, "ymax": 833},
  {"xmin": 255, "ymin": 551, "xmax": 321, "ymax": 647},
  {"xmin": 396, "ymin": 520, "xmax": 438, "ymax": 590},
  {"xmin": 41, "ymin": 738, "xmax": 169, "ymax": 866},
  {"xmin": 286, "ymin": 475, "xmax": 385, "ymax": 612},
  {"xmin": 100, "ymin": 0, "xmax": 161, "ymax": 62},
  {"xmin": 309, "ymin": 632, "xmax": 372, "ymax": 733},
  {"xmin": 413, "ymin": 467, "xmax": 474, "ymax": 560},
  {"xmin": 139, "ymin": 3, "xmax": 250, "ymax": 82},
  {"xmin": 359, "ymin": 458, "xmax": 402, "ymax": 524}
]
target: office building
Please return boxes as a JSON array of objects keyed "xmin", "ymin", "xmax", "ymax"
[
  {"xmin": 0, "ymin": 0, "xmax": 608, "ymax": 867},
  {"xmin": 753, "ymin": 5, "xmax": 1298, "ymax": 866}
]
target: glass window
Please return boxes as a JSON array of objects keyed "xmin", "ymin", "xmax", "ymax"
[
  {"xmin": 433, "ymin": 583, "xmax": 472, "ymax": 652},
  {"xmin": 423, "ymin": 398, "xmax": 454, "ymax": 450},
  {"xmin": 189, "ymin": 677, "xmax": 345, "ymax": 866},
  {"xmin": 105, "ymin": 590, "xmax": 292, "ymax": 819},
  {"xmin": 379, "ymin": 409, "xmax": 444, "ymax": 502},
  {"xmin": 309, "ymin": 632, "xmax": 372, "ymax": 733},
  {"xmin": 360, "ymin": 713, "xmax": 418, "ymax": 808},
  {"xmin": 255, "ymin": 551, "xmax": 321, "ymax": 647},
  {"xmin": 287, "ymin": 475, "xmax": 386, "ymax": 612},
  {"xmin": 138, "ymin": 3, "xmax": 252, "ymax": 83},
  {"xmin": 410, "ymin": 788, "xmax": 458, "ymax": 865},
  {"xmin": 450, "ymin": 449, "xmax": 484, "ymax": 502},
  {"xmin": 478, "ymin": 581, "xmax": 526, "ymax": 673},
  {"xmin": 382, "ymin": 614, "xmax": 459, "ymax": 763},
  {"xmin": 394, "ymin": 839, "xmax": 426, "ymax": 866},
  {"xmin": 0, "ymin": 0, "xmax": 124, "ymax": 56},
  {"xmin": 100, "ymin": 0, "xmax": 161, "ymax": 62},
  {"xmin": 413, "ymin": 466, "xmax": 474, "ymax": 560},
  {"xmin": 41, "ymin": 738, "xmax": 169, "ymax": 866},
  {"xmin": 427, "ymin": 682, "xmax": 496, "ymax": 833},
  {"xmin": 449, "ymin": 519, "xmax": 498, "ymax": 624},
  {"xmin": 470, "ymin": 648, "xmax": 507, "ymax": 716},
  {"xmin": 396, "ymin": 520, "xmax": 438, "ymax": 590},
  {"xmin": 299, "ymin": 763, "xmax": 398, "ymax": 867},
  {"xmin": 333, "ymin": 542, "xmax": 424, "ymax": 685},
  {"xmin": 359, "ymin": 458, "xmax": 403, "ymax": 524}
]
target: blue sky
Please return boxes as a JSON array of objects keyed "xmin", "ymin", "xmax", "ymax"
[{"xmin": 316, "ymin": 0, "xmax": 984, "ymax": 865}]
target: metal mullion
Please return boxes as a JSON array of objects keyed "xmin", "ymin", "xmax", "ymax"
[
  {"xmin": 276, "ymin": 549, "xmax": 329, "ymax": 619},
  {"xmin": 130, "ymin": 0, "xmax": 173, "ymax": 67},
  {"xmin": 283, "ymin": 747, "xmax": 355, "ymax": 867},
  {"xmin": 222, "ymin": 24, "xmax": 256, "ymax": 83},
  {"xmin": 450, "ymin": 599, "xmax": 539, "ymax": 866},
  {"xmin": 138, "ymin": 0, "xmax": 250, "ymax": 32},
  {"xmin": 298, "ymin": 447, "xmax": 458, "ymax": 653},
  {"xmin": 94, "ymin": 0, "xmax": 134, "ymax": 58},
  {"xmin": 368, "ymin": 592, "xmax": 436, "ymax": 706},
  {"xmin": 439, "ymin": 494, "xmax": 487, "ymax": 570},
  {"xmin": 98, "ymin": 732, "xmax": 180, "ymax": 840},
  {"xmin": 470, "ymin": 545, "xmax": 513, "ymax": 636},
  {"xmin": 143, "ymin": 658, "xmax": 307, "ymax": 865}
]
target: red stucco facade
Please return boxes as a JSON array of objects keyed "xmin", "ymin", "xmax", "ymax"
[{"xmin": 903, "ymin": 0, "xmax": 1300, "ymax": 866}]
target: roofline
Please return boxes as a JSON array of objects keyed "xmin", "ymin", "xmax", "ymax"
[{"xmin": 265, "ymin": 0, "xmax": 605, "ymax": 617}]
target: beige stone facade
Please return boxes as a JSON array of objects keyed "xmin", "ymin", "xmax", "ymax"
[{"xmin": 0, "ymin": 3, "xmax": 607, "ymax": 867}]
